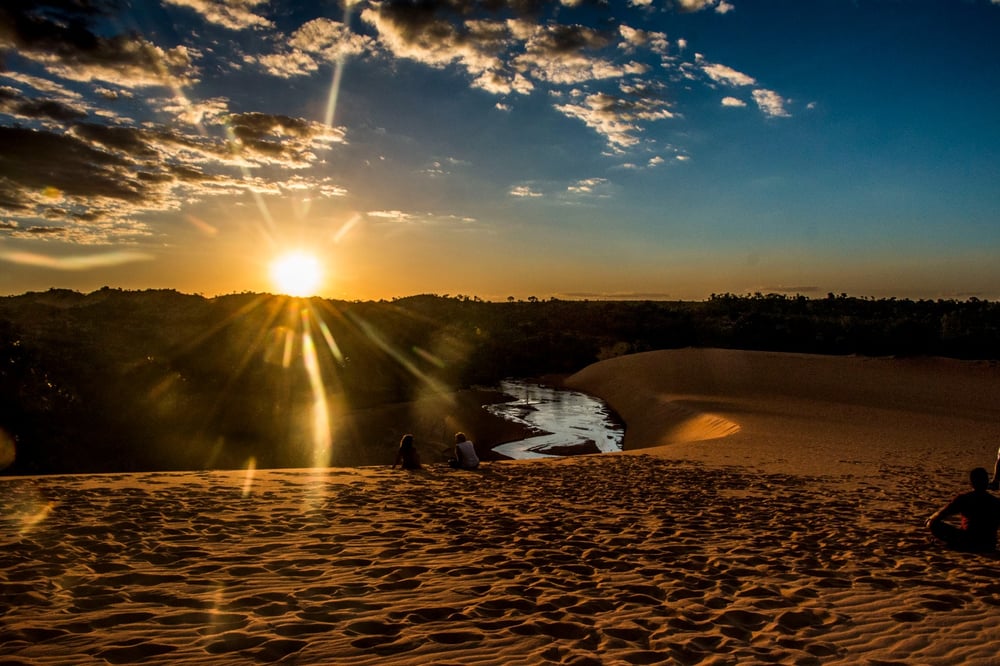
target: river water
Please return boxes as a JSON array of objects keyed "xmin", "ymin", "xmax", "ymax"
[{"xmin": 485, "ymin": 380, "xmax": 624, "ymax": 460}]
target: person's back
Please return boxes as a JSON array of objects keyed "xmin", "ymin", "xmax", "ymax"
[
  {"xmin": 450, "ymin": 432, "xmax": 479, "ymax": 470},
  {"xmin": 951, "ymin": 489, "xmax": 1000, "ymax": 551},
  {"xmin": 927, "ymin": 467, "xmax": 1000, "ymax": 552},
  {"xmin": 393, "ymin": 434, "xmax": 421, "ymax": 470}
]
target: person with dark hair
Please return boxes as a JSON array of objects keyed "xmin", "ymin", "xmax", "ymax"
[
  {"xmin": 926, "ymin": 467, "xmax": 1000, "ymax": 553},
  {"xmin": 448, "ymin": 432, "xmax": 479, "ymax": 470},
  {"xmin": 392, "ymin": 434, "xmax": 421, "ymax": 470}
]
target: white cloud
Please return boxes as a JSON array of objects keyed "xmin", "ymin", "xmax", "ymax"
[
  {"xmin": 721, "ymin": 96, "xmax": 746, "ymax": 107},
  {"xmin": 752, "ymin": 88, "xmax": 791, "ymax": 118},
  {"xmin": 510, "ymin": 185, "xmax": 543, "ymax": 198},
  {"xmin": 367, "ymin": 209, "xmax": 414, "ymax": 222},
  {"xmin": 701, "ymin": 62, "xmax": 756, "ymax": 86},
  {"xmin": 567, "ymin": 177, "xmax": 608, "ymax": 194}
]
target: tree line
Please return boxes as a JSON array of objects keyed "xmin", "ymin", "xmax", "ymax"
[{"xmin": 2, "ymin": 288, "xmax": 998, "ymax": 474}]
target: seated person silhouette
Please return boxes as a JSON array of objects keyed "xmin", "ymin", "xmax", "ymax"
[
  {"xmin": 448, "ymin": 432, "xmax": 479, "ymax": 470},
  {"xmin": 392, "ymin": 434, "xmax": 421, "ymax": 470},
  {"xmin": 926, "ymin": 467, "xmax": 1000, "ymax": 553}
]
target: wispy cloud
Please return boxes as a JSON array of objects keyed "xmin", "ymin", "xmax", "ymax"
[
  {"xmin": 567, "ymin": 177, "xmax": 610, "ymax": 195},
  {"xmin": 510, "ymin": 185, "xmax": 544, "ymax": 198},
  {"xmin": 700, "ymin": 60, "xmax": 756, "ymax": 87}
]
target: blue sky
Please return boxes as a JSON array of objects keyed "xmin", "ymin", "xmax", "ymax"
[{"xmin": 1, "ymin": 0, "xmax": 998, "ymax": 300}]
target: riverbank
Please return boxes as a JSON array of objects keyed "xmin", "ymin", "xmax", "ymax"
[{"xmin": 4, "ymin": 348, "xmax": 1000, "ymax": 664}]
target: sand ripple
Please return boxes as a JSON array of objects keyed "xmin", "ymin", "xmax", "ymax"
[{"xmin": 2, "ymin": 456, "xmax": 999, "ymax": 664}]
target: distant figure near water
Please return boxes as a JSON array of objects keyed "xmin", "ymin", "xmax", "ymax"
[
  {"xmin": 392, "ymin": 434, "xmax": 421, "ymax": 470},
  {"xmin": 449, "ymin": 432, "xmax": 480, "ymax": 470},
  {"xmin": 926, "ymin": 467, "xmax": 1000, "ymax": 553}
]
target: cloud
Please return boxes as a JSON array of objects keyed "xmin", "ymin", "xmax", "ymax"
[
  {"xmin": 161, "ymin": 96, "xmax": 231, "ymax": 126},
  {"xmin": 0, "ymin": 0, "xmax": 794, "ymax": 248},
  {"xmin": 514, "ymin": 23, "xmax": 624, "ymax": 85},
  {"xmin": 701, "ymin": 61, "xmax": 756, "ymax": 87},
  {"xmin": 0, "ymin": 101, "xmax": 348, "ymax": 243},
  {"xmin": 366, "ymin": 209, "xmax": 478, "ymax": 228},
  {"xmin": 721, "ymin": 96, "xmax": 746, "ymax": 107},
  {"xmin": 675, "ymin": 0, "xmax": 736, "ymax": 13},
  {"xmin": 253, "ymin": 18, "xmax": 373, "ymax": 78},
  {"xmin": 555, "ymin": 87, "xmax": 675, "ymax": 149},
  {"xmin": 619, "ymin": 26, "xmax": 670, "ymax": 56},
  {"xmin": 0, "ymin": 250, "xmax": 155, "ymax": 270},
  {"xmin": 567, "ymin": 177, "xmax": 608, "ymax": 194},
  {"xmin": 752, "ymin": 88, "xmax": 791, "ymax": 118},
  {"xmin": 226, "ymin": 112, "xmax": 345, "ymax": 166},
  {"xmin": 0, "ymin": 91, "xmax": 89, "ymax": 123},
  {"xmin": 0, "ymin": 2, "xmax": 197, "ymax": 89},
  {"xmin": 510, "ymin": 185, "xmax": 543, "ymax": 198},
  {"xmin": 162, "ymin": 0, "xmax": 273, "ymax": 30},
  {"xmin": 356, "ymin": 0, "xmax": 780, "ymax": 150}
]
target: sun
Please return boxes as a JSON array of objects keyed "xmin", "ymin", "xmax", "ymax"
[{"xmin": 270, "ymin": 251, "xmax": 324, "ymax": 297}]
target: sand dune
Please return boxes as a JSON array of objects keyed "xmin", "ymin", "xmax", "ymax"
[{"xmin": 3, "ymin": 348, "xmax": 1000, "ymax": 664}]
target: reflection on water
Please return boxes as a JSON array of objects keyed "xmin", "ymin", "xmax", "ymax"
[{"xmin": 486, "ymin": 380, "xmax": 624, "ymax": 460}]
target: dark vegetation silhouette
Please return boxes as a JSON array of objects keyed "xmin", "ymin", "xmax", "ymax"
[{"xmin": 2, "ymin": 288, "xmax": 999, "ymax": 475}]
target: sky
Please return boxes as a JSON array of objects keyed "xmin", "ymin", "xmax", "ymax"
[{"xmin": 1, "ymin": 0, "xmax": 998, "ymax": 302}]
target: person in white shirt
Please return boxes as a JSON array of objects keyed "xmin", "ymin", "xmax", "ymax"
[{"xmin": 449, "ymin": 432, "xmax": 480, "ymax": 470}]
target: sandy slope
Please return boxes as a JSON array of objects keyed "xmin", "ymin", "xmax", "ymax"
[{"xmin": 3, "ymin": 348, "xmax": 1000, "ymax": 665}]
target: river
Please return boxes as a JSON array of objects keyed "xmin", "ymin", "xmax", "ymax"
[{"xmin": 485, "ymin": 380, "xmax": 624, "ymax": 460}]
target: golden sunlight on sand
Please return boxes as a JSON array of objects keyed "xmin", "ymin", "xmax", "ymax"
[{"xmin": 2, "ymin": 349, "xmax": 1000, "ymax": 664}]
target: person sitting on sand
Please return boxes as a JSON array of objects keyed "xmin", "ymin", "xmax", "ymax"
[
  {"xmin": 392, "ymin": 434, "xmax": 421, "ymax": 470},
  {"xmin": 926, "ymin": 467, "xmax": 1000, "ymax": 553},
  {"xmin": 989, "ymin": 447, "xmax": 1000, "ymax": 491},
  {"xmin": 448, "ymin": 432, "xmax": 479, "ymax": 470}
]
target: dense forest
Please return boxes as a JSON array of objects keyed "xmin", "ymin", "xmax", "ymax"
[{"xmin": 2, "ymin": 288, "xmax": 999, "ymax": 475}]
